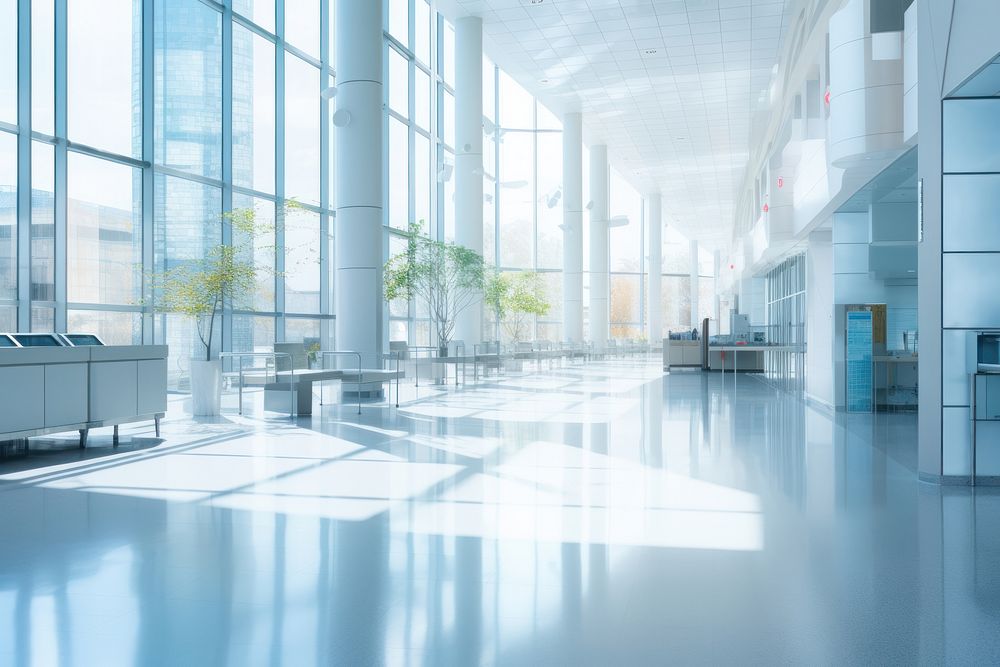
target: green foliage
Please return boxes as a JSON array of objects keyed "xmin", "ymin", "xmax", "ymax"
[
  {"xmin": 483, "ymin": 271, "xmax": 550, "ymax": 343},
  {"xmin": 384, "ymin": 222, "xmax": 486, "ymax": 348},
  {"xmin": 148, "ymin": 202, "xmax": 301, "ymax": 361},
  {"xmin": 307, "ymin": 342, "xmax": 322, "ymax": 364}
]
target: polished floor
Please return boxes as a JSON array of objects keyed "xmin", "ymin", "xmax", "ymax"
[{"xmin": 1, "ymin": 360, "xmax": 998, "ymax": 666}]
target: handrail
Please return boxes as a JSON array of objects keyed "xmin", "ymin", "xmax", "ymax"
[
  {"xmin": 321, "ymin": 351, "xmax": 363, "ymax": 414},
  {"xmin": 473, "ymin": 342, "xmax": 505, "ymax": 382},
  {"xmin": 383, "ymin": 350, "xmax": 401, "ymax": 407},
  {"xmin": 219, "ymin": 352, "xmax": 293, "ymax": 416},
  {"xmin": 408, "ymin": 345, "xmax": 439, "ymax": 388}
]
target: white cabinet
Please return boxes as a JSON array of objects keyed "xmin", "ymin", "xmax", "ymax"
[
  {"xmin": 0, "ymin": 345, "xmax": 168, "ymax": 443},
  {"xmin": 137, "ymin": 359, "xmax": 168, "ymax": 415},
  {"xmin": 89, "ymin": 360, "xmax": 138, "ymax": 423},
  {"xmin": 0, "ymin": 366, "xmax": 45, "ymax": 433},
  {"xmin": 44, "ymin": 363, "xmax": 88, "ymax": 427}
]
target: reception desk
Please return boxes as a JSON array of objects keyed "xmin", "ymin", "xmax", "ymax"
[
  {"xmin": 707, "ymin": 345, "xmax": 772, "ymax": 373},
  {"xmin": 663, "ymin": 339, "xmax": 702, "ymax": 370},
  {"xmin": 0, "ymin": 345, "xmax": 168, "ymax": 448}
]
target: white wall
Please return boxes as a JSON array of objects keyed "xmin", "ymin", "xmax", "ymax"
[
  {"xmin": 917, "ymin": 0, "xmax": 1000, "ymax": 480},
  {"xmin": 806, "ymin": 230, "xmax": 834, "ymax": 407}
]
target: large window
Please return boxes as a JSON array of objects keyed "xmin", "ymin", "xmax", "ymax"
[
  {"xmin": 385, "ymin": 1, "xmax": 454, "ymax": 346},
  {"xmin": 486, "ymin": 67, "xmax": 563, "ymax": 342},
  {"xmin": 663, "ymin": 226, "xmax": 693, "ymax": 335},
  {"xmin": 68, "ymin": 0, "xmax": 139, "ymax": 157},
  {"xmin": 154, "ymin": 0, "xmax": 223, "ymax": 180},
  {"xmin": 4, "ymin": 0, "xmax": 335, "ymax": 391},
  {"xmin": 31, "ymin": 0, "xmax": 54, "ymax": 136},
  {"xmin": 232, "ymin": 25, "xmax": 275, "ymax": 194},
  {"xmin": 764, "ymin": 254, "xmax": 806, "ymax": 393},
  {"xmin": 0, "ymin": 132, "xmax": 15, "ymax": 304},
  {"xmin": 0, "ymin": 0, "xmax": 16, "ymax": 124},
  {"xmin": 67, "ymin": 153, "xmax": 141, "ymax": 306},
  {"xmin": 610, "ymin": 169, "xmax": 642, "ymax": 338},
  {"xmin": 284, "ymin": 53, "xmax": 320, "ymax": 204}
]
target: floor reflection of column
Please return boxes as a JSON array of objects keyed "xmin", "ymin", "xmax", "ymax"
[
  {"xmin": 642, "ymin": 379, "xmax": 663, "ymax": 469},
  {"xmin": 561, "ymin": 542, "xmax": 582, "ymax": 634},
  {"xmin": 268, "ymin": 515, "xmax": 286, "ymax": 667},
  {"xmin": 587, "ymin": 544, "xmax": 609, "ymax": 619},
  {"xmin": 454, "ymin": 537, "xmax": 482, "ymax": 664},
  {"xmin": 425, "ymin": 533, "xmax": 444, "ymax": 656},
  {"xmin": 316, "ymin": 518, "xmax": 332, "ymax": 663},
  {"xmin": 15, "ymin": 575, "xmax": 31, "ymax": 666},
  {"xmin": 215, "ymin": 511, "xmax": 234, "ymax": 666},
  {"xmin": 700, "ymin": 373, "xmax": 712, "ymax": 454},
  {"xmin": 55, "ymin": 574, "xmax": 71, "ymax": 667},
  {"xmin": 938, "ymin": 490, "xmax": 1000, "ymax": 661}
]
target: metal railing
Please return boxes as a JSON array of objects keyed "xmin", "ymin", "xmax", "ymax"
[{"xmin": 219, "ymin": 352, "xmax": 293, "ymax": 416}]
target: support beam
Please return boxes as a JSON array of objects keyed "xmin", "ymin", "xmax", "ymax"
[
  {"xmin": 453, "ymin": 16, "xmax": 483, "ymax": 346},
  {"xmin": 689, "ymin": 240, "xmax": 699, "ymax": 330},
  {"xmin": 335, "ymin": 0, "xmax": 383, "ymax": 367},
  {"xmin": 646, "ymin": 193, "xmax": 662, "ymax": 342},
  {"xmin": 589, "ymin": 144, "xmax": 608, "ymax": 351},
  {"xmin": 562, "ymin": 112, "xmax": 583, "ymax": 342},
  {"xmin": 16, "ymin": 0, "xmax": 31, "ymax": 331}
]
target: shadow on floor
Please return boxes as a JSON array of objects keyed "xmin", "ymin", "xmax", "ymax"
[{"xmin": 0, "ymin": 434, "xmax": 164, "ymax": 476}]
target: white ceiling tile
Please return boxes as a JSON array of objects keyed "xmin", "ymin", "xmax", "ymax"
[{"xmin": 462, "ymin": 0, "xmax": 793, "ymax": 248}]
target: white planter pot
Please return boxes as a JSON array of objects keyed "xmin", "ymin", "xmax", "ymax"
[{"xmin": 190, "ymin": 359, "xmax": 222, "ymax": 416}]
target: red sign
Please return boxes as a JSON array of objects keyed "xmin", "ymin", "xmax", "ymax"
[{"xmin": 777, "ymin": 176, "xmax": 784, "ymax": 189}]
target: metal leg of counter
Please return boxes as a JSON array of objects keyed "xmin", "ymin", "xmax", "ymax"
[
  {"xmin": 113, "ymin": 425, "xmax": 119, "ymax": 447},
  {"xmin": 79, "ymin": 429, "xmax": 88, "ymax": 449}
]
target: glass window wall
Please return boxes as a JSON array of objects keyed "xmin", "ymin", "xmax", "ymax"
[{"xmin": 4, "ymin": 0, "xmax": 335, "ymax": 391}]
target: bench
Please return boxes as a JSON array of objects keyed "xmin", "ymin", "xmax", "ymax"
[{"xmin": 263, "ymin": 367, "xmax": 404, "ymax": 416}]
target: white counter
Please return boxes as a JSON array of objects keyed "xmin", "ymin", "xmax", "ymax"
[{"xmin": 0, "ymin": 345, "xmax": 168, "ymax": 446}]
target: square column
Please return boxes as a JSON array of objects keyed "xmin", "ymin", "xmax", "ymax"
[
  {"xmin": 589, "ymin": 145, "xmax": 608, "ymax": 351},
  {"xmin": 453, "ymin": 16, "xmax": 484, "ymax": 345},
  {"xmin": 562, "ymin": 112, "xmax": 583, "ymax": 342},
  {"xmin": 646, "ymin": 194, "xmax": 662, "ymax": 341}
]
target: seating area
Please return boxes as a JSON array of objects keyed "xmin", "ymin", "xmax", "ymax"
[
  {"xmin": 213, "ymin": 338, "xmax": 656, "ymax": 418},
  {"xmin": 221, "ymin": 345, "xmax": 405, "ymax": 416}
]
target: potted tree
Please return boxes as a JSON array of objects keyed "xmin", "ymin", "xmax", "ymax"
[
  {"xmin": 484, "ymin": 270, "xmax": 550, "ymax": 346},
  {"xmin": 384, "ymin": 222, "xmax": 486, "ymax": 359},
  {"xmin": 148, "ymin": 204, "xmax": 293, "ymax": 416}
]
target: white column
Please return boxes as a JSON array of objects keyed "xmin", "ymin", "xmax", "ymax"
[
  {"xmin": 589, "ymin": 145, "xmax": 609, "ymax": 351},
  {"xmin": 562, "ymin": 112, "xmax": 583, "ymax": 342},
  {"xmin": 646, "ymin": 193, "xmax": 662, "ymax": 342},
  {"xmin": 689, "ymin": 240, "xmax": 700, "ymax": 330},
  {"xmin": 335, "ymin": 0, "xmax": 383, "ymax": 367},
  {"xmin": 713, "ymin": 250, "xmax": 722, "ymax": 325},
  {"xmin": 806, "ymin": 230, "xmax": 834, "ymax": 408},
  {"xmin": 453, "ymin": 17, "xmax": 484, "ymax": 346}
]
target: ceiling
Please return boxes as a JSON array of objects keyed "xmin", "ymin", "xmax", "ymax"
[
  {"xmin": 437, "ymin": 0, "xmax": 795, "ymax": 249},
  {"xmin": 836, "ymin": 147, "xmax": 917, "ymax": 214},
  {"xmin": 952, "ymin": 53, "xmax": 1000, "ymax": 97}
]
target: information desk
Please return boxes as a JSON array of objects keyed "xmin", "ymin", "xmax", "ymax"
[
  {"xmin": 971, "ymin": 372, "xmax": 1000, "ymax": 485},
  {"xmin": 709, "ymin": 345, "xmax": 798, "ymax": 375},
  {"xmin": 0, "ymin": 345, "xmax": 168, "ymax": 448},
  {"xmin": 663, "ymin": 339, "xmax": 702, "ymax": 370},
  {"xmin": 873, "ymin": 355, "xmax": 918, "ymax": 410}
]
